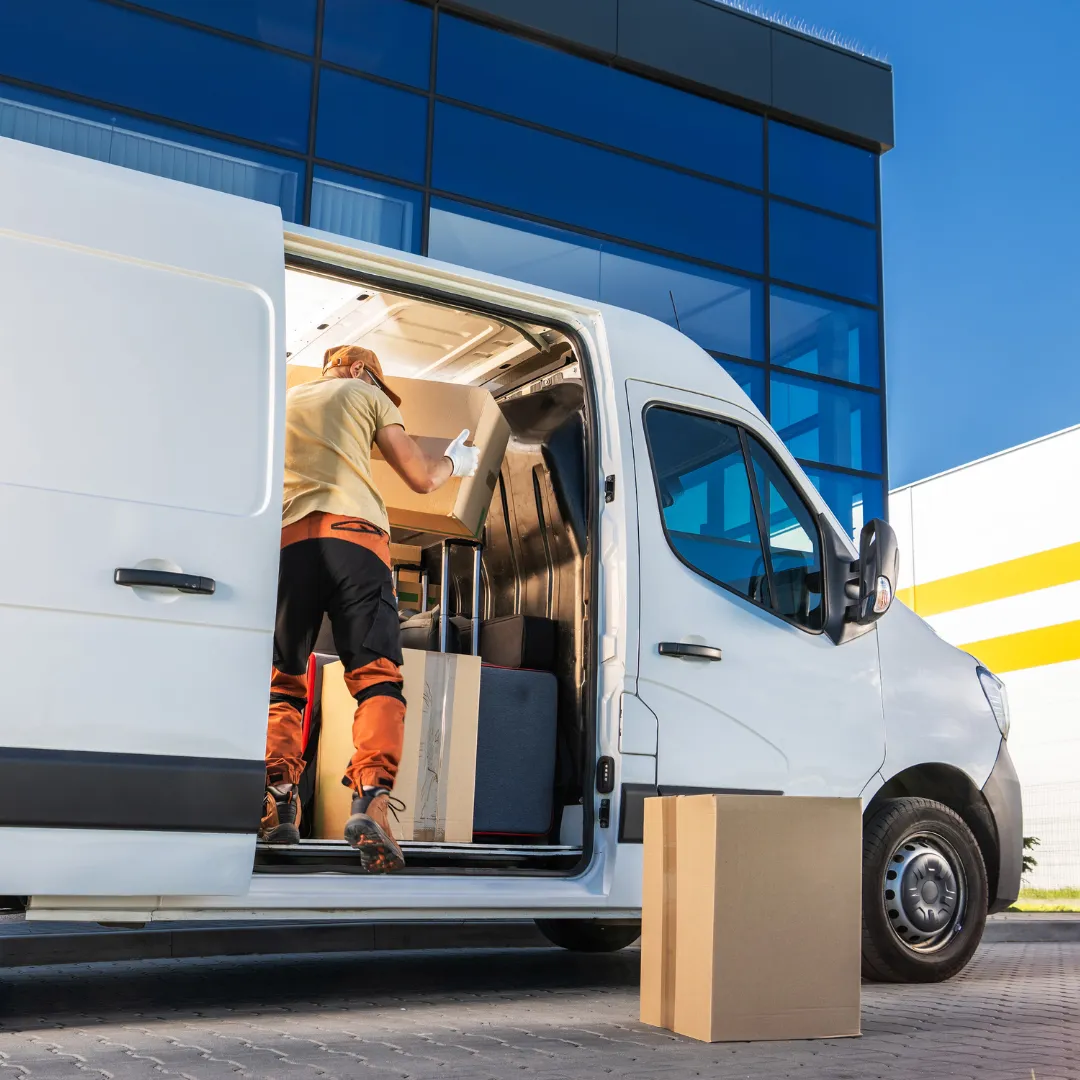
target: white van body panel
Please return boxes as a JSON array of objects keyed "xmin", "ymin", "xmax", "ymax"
[
  {"xmin": 3, "ymin": 145, "xmax": 1005, "ymax": 920},
  {"xmin": 869, "ymin": 602, "xmax": 1003, "ymax": 795},
  {"xmin": 0, "ymin": 137, "xmax": 285, "ymax": 896}
]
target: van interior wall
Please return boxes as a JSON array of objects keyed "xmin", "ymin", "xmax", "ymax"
[{"xmin": 400, "ymin": 382, "xmax": 589, "ymax": 839}]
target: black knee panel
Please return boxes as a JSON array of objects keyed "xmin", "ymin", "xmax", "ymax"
[
  {"xmin": 353, "ymin": 681, "xmax": 406, "ymax": 708},
  {"xmin": 270, "ymin": 691, "xmax": 308, "ymax": 714}
]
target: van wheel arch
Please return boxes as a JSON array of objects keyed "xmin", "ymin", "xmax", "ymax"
[{"xmin": 866, "ymin": 764, "xmax": 999, "ymax": 907}]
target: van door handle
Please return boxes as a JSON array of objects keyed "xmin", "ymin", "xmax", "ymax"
[
  {"xmin": 114, "ymin": 568, "xmax": 216, "ymax": 595},
  {"xmin": 658, "ymin": 642, "xmax": 722, "ymax": 661}
]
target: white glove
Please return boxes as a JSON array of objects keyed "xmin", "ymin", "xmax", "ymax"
[{"xmin": 444, "ymin": 428, "xmax": 480, "ymax": 478}]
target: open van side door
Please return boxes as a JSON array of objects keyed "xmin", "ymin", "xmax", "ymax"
[{"xmin": 0, "ymin": 139, "xmax": 284, "ymax": 896}]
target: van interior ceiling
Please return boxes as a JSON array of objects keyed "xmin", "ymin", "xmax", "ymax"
[{"xmin": 260, "ymin": 265, "xmax": 592, "ymax": 876}]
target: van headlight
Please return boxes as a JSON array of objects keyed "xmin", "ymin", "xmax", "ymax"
[{"xmin": 977, "ymin": 666, "xmax": 1010, "ymax": 739}]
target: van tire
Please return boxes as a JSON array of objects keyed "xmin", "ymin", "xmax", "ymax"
[
  {"xmin": 535, "ymin": 918, "xmax": 641, "ymax": 953},
  {"xmin": 862, "ymin": 797, "xmax": 987, "ymax": 983}
]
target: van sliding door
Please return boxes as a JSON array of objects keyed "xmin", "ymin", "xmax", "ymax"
[{"xmin": 0, "ymin": 139, "xmax": 285, "ymax": 897}]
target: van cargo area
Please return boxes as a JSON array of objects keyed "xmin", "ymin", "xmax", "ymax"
[{"xmin": 265, "ymin": 263, "xmax": 594, "ymax": 876}]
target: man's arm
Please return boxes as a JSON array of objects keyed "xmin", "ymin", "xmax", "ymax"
[{"xmin": 375, "ymin": 425, "xmax": 479, "ymax": 494}]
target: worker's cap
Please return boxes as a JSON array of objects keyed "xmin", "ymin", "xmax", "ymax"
[{"xmin": 322, "ymin": 345, "xmax": 401, "ymax": 407}]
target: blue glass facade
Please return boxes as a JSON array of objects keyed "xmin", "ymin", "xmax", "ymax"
[{"xmin": 0, "ymin": 0, "xmax": 886, "ymax": 537}]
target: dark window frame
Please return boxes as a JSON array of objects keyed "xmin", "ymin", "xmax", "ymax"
[{"xmin": 641, "ymin": 401, "xmax": 830, "ymax": 637}]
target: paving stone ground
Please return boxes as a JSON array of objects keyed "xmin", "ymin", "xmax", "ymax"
[{"xmin": 0, "ymin": 942, "xmax": 1074, "ymax": 1079}]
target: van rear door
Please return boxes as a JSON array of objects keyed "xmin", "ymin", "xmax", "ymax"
[{"xmin": 0, "ymin": 139, "xmax": 284, "ymax": 896}]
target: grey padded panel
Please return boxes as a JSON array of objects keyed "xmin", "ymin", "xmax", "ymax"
[
  {"xmin": 446, "ymin": 0, "xmax": 618, "ymax": 54},
  {"xmin": 473, "ymin": 666, "xmax": 559, "ymax": 835},
  {"xmin": 447, "ymin": 0, "xmax": 893, "ymax": 150},
  {"xmin": 479, "ymin": 614, "xmax": 557, "ymax": 671},
  {"xmin": 771, "ymin": 30, "xmax": 895, "ymax": 150},
  {"xmin": 617, "ymin": 0, "xmax": 771, "ymax": 106}
]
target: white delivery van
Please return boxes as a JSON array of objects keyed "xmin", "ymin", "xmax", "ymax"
[{"xmin": 0, "ymin": 138, "xmax": 1020, "ymax": 983}]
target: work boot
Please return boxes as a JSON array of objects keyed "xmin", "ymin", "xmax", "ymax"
[
  {"xmin": 344, "ymin": 788, "xmax": 405, "ymax": 873},
  {"xmin": 259, "ymin": 783, "xmax": 301, "ymax": 845}
]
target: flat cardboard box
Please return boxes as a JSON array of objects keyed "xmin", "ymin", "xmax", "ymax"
[
  {"xmin": 314, "ymin": 649, "xmax": 482, "ymax": 843},
  {"xmin": 641, "ymin": 794, "xmax": 862, "ymax": 1044},
  {"xmin": 390, "ymin": 543, "xmax": 423, "ymax": 566},
  {"xmin": 641, "ymin": 795, "xmax": 679, "ymax": 1030},
  {"xmin": 285, "ymin": 365, "xmax": 511, "ymax": 538}
]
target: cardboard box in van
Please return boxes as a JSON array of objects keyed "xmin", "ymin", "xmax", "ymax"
[
  {"xmin": 374, "ymin": 376, "xmax": 509, "ymax": 538},
  {"xmin": 641, "ymin": 794, "xmax": 862, "ymax": 1043},
  {"xmin": 285, "ymin": 365, "xmax": 510, "ymax": 538},
  {"xmin": 315, "ymin": 649, "xmax": 482, "ymax": 843},
  {"xmin": 390, "ymin": 543, "xmax": 423, "ymax": 566}
]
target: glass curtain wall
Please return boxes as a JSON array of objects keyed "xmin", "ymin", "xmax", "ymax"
[{"xmin": 0, "ymin": 0, "xmax": 885, "ymax": 536}]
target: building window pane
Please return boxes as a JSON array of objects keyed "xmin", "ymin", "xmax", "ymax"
[
  {"xmin": 0, "ymin": 91, "xmax": 302, "ymax": 218},
  {"xmin": 310, "ymin": 167, "xmax": 421, "ymax": 251},
  {"xmin": 427, "ymin": 199, "xmax": 762, "ymax": 359},
  {"xmin": 770, "ymin": 286, "xmax": 879, "ymax": 387},
  {"xmin": 771, "ymin": 372, "xmax": 882, "ymax": 473},
  {"xmin": 428, "ymin": 199, "xmax": 602, "ymax": 297},
  {"xmin": 128, "ymin": 0, "xmax": 317, "ymax": 53},
  {"xmin": 644, "ymin": 407, "xmax": 770, "ymax": 605},
  {"xmin": 715, "ymin": 358, "xmax": 765, "ymax": 412},
  {"xmin": 746, "ymin": 435, "xmax": 825, "ymax": 631},
  {"xmin": 433, "ymin": 104, "xmax": 763, "ymax": 273},
  {"xmin": 316, "ymin": 69, "xmax": 427, "ymax": 183},
  {"xmin": 769, "ymin": 121, "xmax": 876, "ymax": 223},
  {"xmin": 769, "ymin": 201, "xmax": 878, "ymax": 304},
  {"xmin": 803, "ymin": 468, "xmax": 884, "ymax": 543},
  {"xmin": 323, "ymin": 0, "xmax": 432, "ymax": 89},
  {"xmin": 600, "ymin": 244, "xmax": 763, "ymax": 360},
  {"xmin": 0, "ymin": 0, "xmax": 312, "ymax": 151},
  {"xmin": 437, "ymin": 14, "xmax": 762, "ymax": 188}
]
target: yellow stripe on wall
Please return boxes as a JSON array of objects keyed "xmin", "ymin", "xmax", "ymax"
[
  {"xmin": 960, "ymin": 620, "xmax": 1080, "ymax": 674},
  {"xmin": 897, "ymin": 540, "xmax": 1080, "ymax": 617}
]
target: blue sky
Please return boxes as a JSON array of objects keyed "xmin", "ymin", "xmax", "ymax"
[{"xmin": 766, "ymin": 0, "xmax": 1080, "ymax": 486}]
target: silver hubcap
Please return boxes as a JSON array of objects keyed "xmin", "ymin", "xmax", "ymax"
[{"xmin": 883, "ymin": 833, "xmax": 966, "ymax": 952}]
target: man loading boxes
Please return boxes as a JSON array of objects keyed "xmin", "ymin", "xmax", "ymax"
[{"xmin": 260, "ymin": 344, "xmax": 481, "ymax": 873}]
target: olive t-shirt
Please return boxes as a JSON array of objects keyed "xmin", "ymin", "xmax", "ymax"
[{"xmin": 282, "ymin": 377, "xmax": 405, "ymax": 533}]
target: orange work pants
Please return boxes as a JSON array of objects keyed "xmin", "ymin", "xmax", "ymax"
[{"xmin": 265, "ymin": 513, "xmax": 406, "ymax": 792}]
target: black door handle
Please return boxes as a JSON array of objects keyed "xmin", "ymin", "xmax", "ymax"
[
  {"xmin": 114, "ymin": 568, "xmax": 216, "ymax": 595},
  {"xmin": 658, "ymin": 641, "xmax": 722, "ymax": 661}
]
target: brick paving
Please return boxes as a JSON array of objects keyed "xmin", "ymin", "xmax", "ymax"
[{"xmin": 0, "ymin": 942, "xmax": 1075, "ymax": 1078}]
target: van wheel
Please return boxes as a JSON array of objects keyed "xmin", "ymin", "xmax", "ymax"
[
  {"xmin": 535, "ymin": 918, "xmax": 641, "ymax": 953},
  {"xmin": 862, "ymin": 797, "xmax": 987, "ymax": 983}
]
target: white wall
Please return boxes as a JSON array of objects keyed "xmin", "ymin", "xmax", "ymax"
[{"xmin": 892, "ymin": 425, "xmax": 1080, "ymax": 890}]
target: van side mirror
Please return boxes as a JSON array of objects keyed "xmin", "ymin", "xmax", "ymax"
[
  {"xmin": 851, "ymin": 518, "xmax": 899, "ymax": 624},
  {"xmin": 820, "ymin": 514, "xmax": 900, "ymax": 645}
]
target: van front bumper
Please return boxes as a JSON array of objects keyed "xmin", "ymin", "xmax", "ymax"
[{"xmin": 982, "ymin": 740, "xmax": 1023, "ymax": 913}]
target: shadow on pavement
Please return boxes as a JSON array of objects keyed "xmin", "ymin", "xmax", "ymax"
[{"xmin": 0, "ymin": 946, "xmax": 642, "ymax": 1030}]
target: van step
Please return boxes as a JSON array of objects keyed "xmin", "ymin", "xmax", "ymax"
[{"xmin": 254, "ymin": 839, "xmax": 583, "ymax": 875}]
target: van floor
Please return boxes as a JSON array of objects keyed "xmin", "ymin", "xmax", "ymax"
[{"xmin": 254, "ymin": 841, "xmax": 584, "ymax": 875}]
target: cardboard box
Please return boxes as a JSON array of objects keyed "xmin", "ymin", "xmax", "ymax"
[
  {"xmin": 641, "ymin": 794, "xmax": 862, "ymax": 1043},
  {"xmin": 285, "ymin": 366, "xmax": 511, "ymax": 538},
  {"xmin": 286, "ymin": 364, "xmax": 321, "ymax": 391},
  {"xmin": 641, "ymin": 794, "xmax": 679, "ymax": 1030},
  {"xmin": 373, "ymin": 375, "xmax": 509, "ymax": 538},
  {"xmin": 390, "ymin": 543, "xmax": 423, "ymax": 566},
  {"xmin": 314, "ymin": 649, "xmax": 482, "ymax": 843}
]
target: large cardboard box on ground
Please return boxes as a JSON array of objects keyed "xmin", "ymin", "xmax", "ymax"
[
  {"xmin": 314, "ymin": 649, "xmax": 482, "ymax": 843},
  {"xmin": 286, "ymin": 365, "xmax": 510, "ymax": 538},
  {"xmin": 641, "ymin": 794, "xmax": 862, "ymax": 1043}
]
